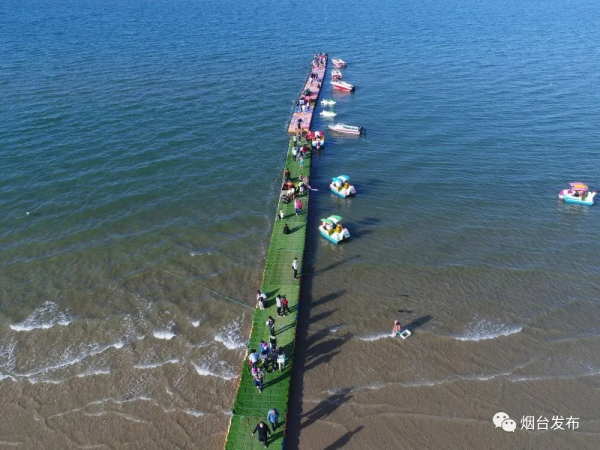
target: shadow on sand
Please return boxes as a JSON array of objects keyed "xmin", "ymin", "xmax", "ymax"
[{"xmin": 323, "ymin": 425, "xmax": 364, "ymax": 450}]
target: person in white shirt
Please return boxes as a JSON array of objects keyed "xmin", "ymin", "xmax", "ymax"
[
  {"xmin": 275, "ymin": 295, "xmax": 282, "ymax": 316},
  {"xmin": 256, "ymin": 290, "xmax": 267, "ymax": 310}
]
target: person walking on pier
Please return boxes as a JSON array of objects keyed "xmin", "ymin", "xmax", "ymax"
[
  {"xmin": 248, "ymin": 349, "xmax": 259, "ymax": 370},
  {"xmin": 253, "ymin": 367, "xmax": 264, "ymax": 393},
  {"xmin": 266, "ymin": 316, "xmax": 276, "ymax": 335},
  {"xmin": 251, "ymin": 421, "xmax": 271, "ymax": 448},
  {"xmin": 276, "ymin": 347, "xmax": 286, "ymax": 372},
  {"xmin": 256, "ymin": 290, "xmax": 267, "ymax": 310},
  {"xmin": 267, "ymin": 408, "xmax": 280, "ymax": 431},
  {"xmin": 292, "ymin": 257, "xmax": 299, "ymax": 278},
  {"xmin": 281, "ymin": 296, "xmax": 290, "ymax": 316}
]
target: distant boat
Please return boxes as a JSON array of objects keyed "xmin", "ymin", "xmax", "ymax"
[
  {"xmin": 331, "ymin": 80, "xmax": 355, "ymax": 92},
  {"xmin": 328, "ymin": 123, "xmax": 364, "ymax": 135},
  {"xmin": 558, "ymin": 182, "xmax": 596, "ymax": 206},
  {"xmin": 331, "ymin": 69, "xmax": 343, "ymax": 80},
  {"xmin": 321, "ymin": 99, "xmax": 336, "ymax": 106},
  {"xmin": 320, "ymin": 110, "xmax": 337, "ymax": 118},
  {"xmin": 332, "ymin": 58, "xmax": 347, "ymax": 68}
]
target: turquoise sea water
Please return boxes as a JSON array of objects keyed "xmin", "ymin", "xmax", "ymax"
[{"xmin": 2, "ymin": 0, "xmax": 600, "ymax": 448}]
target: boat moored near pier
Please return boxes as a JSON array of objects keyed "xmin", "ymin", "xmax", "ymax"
[
  {"xmin": 319, "ymin": 215, "xmax": 351, "ymax": 244},
  {"xmin": 331, "ymin": 80, "xmax": 355, "ymax": 92},
  {"xmin": 330, "ymin": 175, "xmax": 356, "ymax": 197},
  {"xmin": 328, "ymin": 123, "xmax": 364, "ymax": 135}
]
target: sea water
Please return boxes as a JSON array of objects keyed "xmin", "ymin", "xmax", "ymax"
[{"xmin": 2, "ymin": 0, "xmax": 600, "ymax": 448}]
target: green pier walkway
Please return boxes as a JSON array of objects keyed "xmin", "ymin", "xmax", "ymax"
[{"xmin": 224, "ymin": 55, "xmax": 327, "ymax": 450}]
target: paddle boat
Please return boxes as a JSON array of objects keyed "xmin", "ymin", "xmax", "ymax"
[
  {"xmin": 307, "ymin": 130, "xmax": 325, "ymax": 148},
  {"xmin": 331, "ymin": 69, "xmax": 343, "ymax": 80},
  {"xmin": 332, "ymin": 58, "xmax": 347, "ymax": 68},
  {"xmin": 330, "ymin": 175, "xmax": 356, "ymax": 198},
  {"xmin": 319, "ymin": 215, "xmax": 351, "ymax": 244},
  {"xmin": 328, "ymin": 123, "xmax": 364, "ymax": 135},
  {"xmin": 321, "ymin": 99, "xmax": 336, "ymax": 107},
  {"xmin": 331, "ymin": 80, "xmax": 355, "ymax": 92},
  {"xmin": 320, "ymin": 110, "xmax": 336, "ymax": 118},
  {"xmin": 558, "ymin": 182, "xmax": 596, "ymax": 206}
]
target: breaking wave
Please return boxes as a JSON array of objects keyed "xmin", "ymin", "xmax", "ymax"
[
  {"xmin": 454, "ymin": 319, "xmax": 523, "ymax": 341},
  {"xmin": 10, "ymin": 301, "xmax": 72, "ymax": 332}
]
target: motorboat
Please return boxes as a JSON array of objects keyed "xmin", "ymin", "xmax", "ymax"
[
  {"xmin": 331, "ymin": 80, "xmax": 355, "ymax": 92},
  {"xmin": 320, "ymin": 110, "xmax": 336, "ymax": 118},
  {"xmin": 321, "ymin": 99, "xmax": 336, "ymax": 107},
  {"xmin": 558, "ymin": 182, "xmax": 596, "ymax": 206},
  {"xmin": 319, "ymin": 215, "xmax": 350, "ymax": 244},
  {"xmin": 331, "ymin": 69, "xmax": 343, "ymax": 80},
  {"xmin": 332, "ymin": 58, "xmax": 347, "ymax": 68},
  {"xmin": 330, "ymin": 175, "xmax": 356, "ymax": 198},
  {"xmin": 328, "ymin": 123, "xmax": 364, "ymax": 135}
]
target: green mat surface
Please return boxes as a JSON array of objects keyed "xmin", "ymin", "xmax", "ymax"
[{"xmin": 224, "ymin": 135, "xmax": 313, "ymax": 450}]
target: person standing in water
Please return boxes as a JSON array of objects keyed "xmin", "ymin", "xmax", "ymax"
[{"xmin": 393, "ymin": 320, "xmax": 402, "ymax": 336}]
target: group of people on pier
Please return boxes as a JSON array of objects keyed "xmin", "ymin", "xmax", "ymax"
[{"xmin": 247, "ymin": 56, "xmax": 327, "ymax": 448}]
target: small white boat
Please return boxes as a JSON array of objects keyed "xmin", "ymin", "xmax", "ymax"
[
  {"xmin": 321, "ymin": 99, "xmax": 336, "ymax": 106},
  {"xmin": 332, "ymin": 58, "xmax": 347, "ymax": 68},
  {"xmin": 319, "ymin": 215, "xmax": 350, "ymax": 244},
  {"xmin": 328, "ymin": 123, "xmax": 364, "ymax": 135},
  {"xmin": 331, "ymin": 80, "xmax": 355, "ymax": 92},
  {"xmin": 558, "ymin": 182, "xmax": 596, "ymax": 206},
  {"xmin": 330, "ymin": 175, "xmax": 356, "ymax": 198},
  {"xmin": 320, "ymin": 110, "xmax": 336, "ymax": 118},
  {"xmin": 331, "ymin": 69, "xmax": 343, "ymax": 80}
]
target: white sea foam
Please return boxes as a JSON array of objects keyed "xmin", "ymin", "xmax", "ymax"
[
  {"xmin": 192, "ymin": 362, "xmax": 236, "ymax": 380},
  {"xmin": 357, "ymin": 332, "xmax": 394, "ymax": 342},
  {"xmin": 153, "ymin": 330, "xmax": 176, "ymax": 340},
  {"xmin": 183, "ymin": 409, "xmax": 206, "ymax": 417},
  {"xmin": 134, "ymin": 359, "xmax": 180, "ymax": 370},
  {"xmin": 76, "ymin": 368, "xmax": 111, "ymax": 378},
  {"xmin": 214, "ymin": 320, "xmax": 246, "ymax": 350},
  {"xmin": 10, "ymin": 301, "xmax": 72, "ymax": 332},
  {"xmin": 0, "ymin": 373, "xmax": 17, "ymax": 382},
  {"xmin": 454, "ymin": 319, "xmax": 523, "ymax": 341}
]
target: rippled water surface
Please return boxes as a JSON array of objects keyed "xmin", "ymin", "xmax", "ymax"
[{"xmin": 2, "ymin": 0, "xmax": 600, "ymax": 448}]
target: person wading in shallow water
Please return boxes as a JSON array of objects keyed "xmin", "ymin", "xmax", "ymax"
[
  {"xmin": 251, "ymin": 421, "xmax": 271, "ymax": 448},
  {"xmin": 393, "ymin": 320, "xmax": 402, "ymax": 336}
]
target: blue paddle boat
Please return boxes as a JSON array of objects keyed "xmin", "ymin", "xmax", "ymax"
[
  {"xmin": 319, "ymin": 215, "xmax": 350, "ymax": 244},
  {"xmin": 558, "ymin": 182, "xmax": 596, "ymax": 206},
  {"xmin": 330, "ymin": 175, "xmax": 356, "ymax": 198}
]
